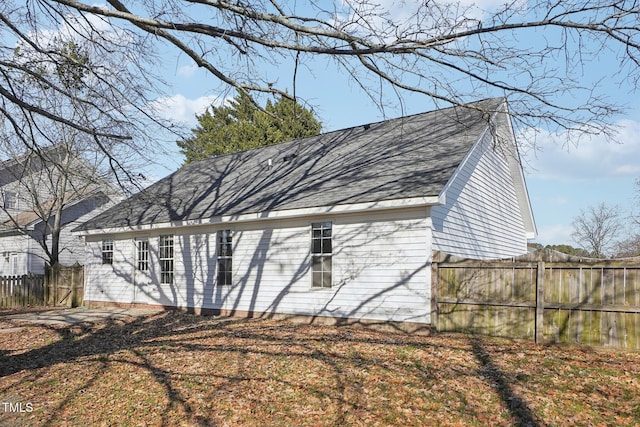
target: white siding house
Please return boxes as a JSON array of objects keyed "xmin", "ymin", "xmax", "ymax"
[
  {"xmin": 0, "ymin": 146, "xmax": 121, "ymax": 275},
  {"xmin": 76, "ymin": 98, "xmax": 536, "ymax": 329}
]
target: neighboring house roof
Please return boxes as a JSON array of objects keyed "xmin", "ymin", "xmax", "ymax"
[
  {"xmin": 0, "ymin": 191, "xmax": 109, "ymax": 231},
  {"xmin": 1, "ymin": 144, "xmax": 123, "ymax": 235},
  {"xmin": 77, "ymin": 98, "xmax": 534, "ymax": 233},
  {"xmin": 0, "ymin": 144, "xmax": 69, "ymax": 187}
]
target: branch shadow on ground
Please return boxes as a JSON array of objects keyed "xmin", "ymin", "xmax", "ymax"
[
  {"xmin": 0, "ymin": 310, "xmax": 563, "ymax": 426},
  {"xmin": 470, "ymin": 337, "xmax": 539, "ymax": 427},
  {"xmin": 1, "ymin": 311, "xmax": 416, "ymax": 425},
  {"xmin": 0, "ymin": 311, "xmax": 222, "ymax": 425}
]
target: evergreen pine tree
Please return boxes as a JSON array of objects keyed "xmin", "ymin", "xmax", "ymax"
[{"xmin": 178, "ymin": 93, "xmax": 321, "ymax": 163}]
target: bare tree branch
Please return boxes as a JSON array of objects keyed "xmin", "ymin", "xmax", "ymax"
[
  {"xmin": 0, "ymin": 0, "xmax": 638, "ymax": 187},
  {"xmin": 571, "ymin": 202, "xmax": 623, "ymax": 257}
]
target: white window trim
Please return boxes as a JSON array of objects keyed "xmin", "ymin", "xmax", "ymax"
[
  {"xmin": 101, "ymin": 239, "xmax": 114, "ymax": 265},
  {"xmin": 311, "ymin": 221, "xmax": 332, "ymax": 289},
  {"xmin": 135, "ymin": 238, "xmax": 149, "ymax": 272},
  {"xmin": 217, "ymin": 229, "xmax": 233, "ymax": 286},
  {"xmin": 159, "ymin": 234, "xmax": 174, "ymax": 285}
]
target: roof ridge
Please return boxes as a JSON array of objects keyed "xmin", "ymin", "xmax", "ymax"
[
  {"xmin": 185, "ymin": 97, "xmax": 507, "ymax": 166},
  {"xmin": 75, "ymin": 97, "xmax": 509, "ymax": 232}
]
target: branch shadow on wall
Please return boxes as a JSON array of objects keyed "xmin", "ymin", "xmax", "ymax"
[{"xmin": 91, "ymin": 117, "xmax": 462, "ymax": 327}]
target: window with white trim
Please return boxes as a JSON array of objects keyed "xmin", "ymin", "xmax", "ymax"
[
  {"xmin": 101, "ymin": 239, "xmax": 114, "ymax": 265},
  {"xmin": 159, "ymin": 235, "xmax": 174, "ymax": 284},
  {"xmin": 136, "ymin": 239, "xmax": 149, "ymax": 271},
  {"xmin": 3, "ymin": 191, "xmax": 17, "ymax": 210},
  {"xmin": 217, "ymin": 230, "xmax": 233, "ymax": 286},
  {"xmin": 311, "ymin": 222, "xmax": 332, "ymax": 288}
]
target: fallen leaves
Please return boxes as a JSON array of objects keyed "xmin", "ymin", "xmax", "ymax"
[{"xmin": 0, "ymin": 311, "xmax": 638, "ymax": 426}]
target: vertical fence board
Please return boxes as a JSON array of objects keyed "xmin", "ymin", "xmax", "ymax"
[
  {"xmin": 634, "ymin": 269, "xmax": 640, "ymax": 306},
  {"xmin": 616, "ymin": 268, "xmax": 627, "ymax": 305},
  {"xmin": 434, "ymin": 250, "xmax": 640, "ymax": 350},
  {"xmin": 592, "ymin": 269, "xmax": 603, "ymax": 305},
  {"xmin": 0, "ymin": 275, "xmax": 45, "ymax": 308},
  {"xmin": 581, "ymin": 268, "xmax": 590, "ymax": 305},
  {"xmin": 535, "ymin": 262, "xmax": 544, "ymax": 344},
  {"xmin": 0, "ymin": 264, "xmax": 83, "ymax": 309}
]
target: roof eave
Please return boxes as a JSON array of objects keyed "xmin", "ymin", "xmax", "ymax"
[{"xmin": 74, "ymin": 195, "xmax": 442, "ymax": 236}]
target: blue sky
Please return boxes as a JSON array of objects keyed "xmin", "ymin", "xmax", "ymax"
[
  {"xmin": 152, "ymin": 50, "xmax": 640, "ymax": 248},
  {"xmin": 21, "ymin": 0, "xmax": 635, "ymax": 248},
  {"xmin": 2, "ymin": 1, "xmax": 637, "ymax": 249}
]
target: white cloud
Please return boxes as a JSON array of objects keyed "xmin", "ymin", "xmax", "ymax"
[
  {"xmin": 151, "ymin": 94, "xmax": 224, "ymax": 126},
  {"xmin": 28, "ymin": 6, "xmax": 131, "ymax": 49},
  {"xmin": 520, "ymin": 117, "xmax": 640, "ymax": 181}
]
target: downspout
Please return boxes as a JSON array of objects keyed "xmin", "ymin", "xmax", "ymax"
[
  {"xmin": 26, "ymin": 231, "xmax": 31, "ymax": 274},
  {"xmin": 132, "ymin": 237, "xmax": 137, "ymax": 304}
]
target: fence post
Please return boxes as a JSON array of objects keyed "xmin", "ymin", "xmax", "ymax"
[
  {"xmin": 535, "ymin": 261, "xmax": 545, "ymax": 344},
  {"xmin": 45, "ymin": 265, "xmax": 55, "ymax": 306},
  {"xmin": 431, "ymin": 260, "xmax": 439, "ymax": 333},
  {"xmin": 20, "ymin": 274, "xmax": 27, "ymax": 306}
]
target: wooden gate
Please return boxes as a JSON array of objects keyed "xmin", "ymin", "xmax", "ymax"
[{"xmin": 46, "ymin": 263, "xmax": 84, "ymax": 307}]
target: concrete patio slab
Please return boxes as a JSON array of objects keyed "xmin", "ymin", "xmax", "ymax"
[{"xmin": 0, "ymin": 307, "xmax": 161, "ymax": 326}]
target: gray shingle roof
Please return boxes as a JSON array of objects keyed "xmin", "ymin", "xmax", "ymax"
[{"xmin": 77, "ymin": 98, "xmax": 504, "ymax": 231}]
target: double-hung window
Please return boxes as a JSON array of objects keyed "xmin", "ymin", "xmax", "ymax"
[
  {"xmin": 3, "ymin": 191, "xmax": 17, "ymax": 210},
  {"xmin": 217, "ymin": 230, "xmax": 233, "ymax": 286},
  {"xmin": 136, "ymin": 239, "xmax": 149, "ymax": 271},
  {"xmin": 311, "ymin": 222, "xmax": 332, "ymax": 288},
  {"xmin": 101, "ymin": 239, "xmax": 114, "ymax": 265},
  {"xmin": 159, "ymin": 235, "xmax": 174, "ymax": 284}
]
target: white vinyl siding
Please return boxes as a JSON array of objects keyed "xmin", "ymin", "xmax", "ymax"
[
  {"xmin": 83, "ymin": 207, "xmax": 431, "ymax": 324},
  {"xmin": 431, "ymin": 129, "xmax": 528, "ymax": 259},
  {"xmin": 84, "ymin": 235, "xmax": 134, "ymax": 303},
  {"xmin": 220, "ymin": 211, "xmax": 429, "ymax": 322},
  {"xmin": 0, "ymin": 234, "xmax": 29, "ymax": 276}
]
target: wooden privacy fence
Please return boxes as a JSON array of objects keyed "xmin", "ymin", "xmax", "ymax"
[
  {"xmin": 0, "ymin": 274, "xmax": 45, "ymax": 307},
  {"xmin": 432, "ymin": 249, "xmax": 640, "ymax": 350},
  {"xmin": 0, "ymin": 263, "xmax": 84, "ymax": 308}
]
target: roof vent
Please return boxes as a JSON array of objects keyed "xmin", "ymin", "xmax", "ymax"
[
  {"xmin": 363, "ymin": 124, "xmax": 371, "ymax": 130},
  {"xmin": 283, "ymin": 153, "xmax": 297, "ymax": 162}
]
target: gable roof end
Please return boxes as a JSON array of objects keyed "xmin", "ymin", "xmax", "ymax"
[
  {"xmin": 493, "ymin": 100, "xmax": 537, "ymax": 239},
  {"xmin": 437, "ymin": 99, "xmax": 537, "ymax": 239}
]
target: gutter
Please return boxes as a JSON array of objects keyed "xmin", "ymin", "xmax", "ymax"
[{"xmin": 74, "ymin": 195, "xmax": 443, "ymax": 236}]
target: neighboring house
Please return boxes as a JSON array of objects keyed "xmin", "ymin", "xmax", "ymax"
[
  {"xmin": 0, "ymin": 145, "xmax": 121, "ymax": 276},
  {"xmin": 75, "ymin": 98, "xmax": 536, "ymax": 328}
]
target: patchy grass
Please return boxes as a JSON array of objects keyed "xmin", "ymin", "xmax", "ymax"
[{"xmin": 0, "ymin": 311, "xmax": 639, "ymax": 426}]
